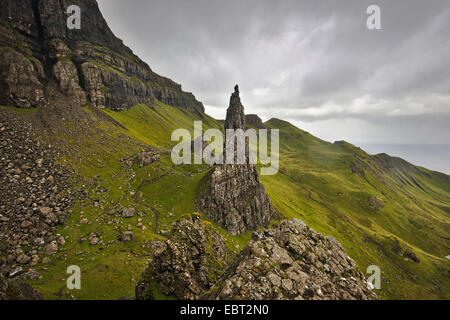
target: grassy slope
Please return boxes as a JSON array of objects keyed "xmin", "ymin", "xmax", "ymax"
[
  {"xmin": 26, "ymin": 102, "xmax": 250, "ymax": 299},
  {"xmin": 21, "ymin": 101, "xmax": 449, "ymax": 300},
  {"xmin": 262, "ymin": 118, "xmax": 450, "ymax": 299}
]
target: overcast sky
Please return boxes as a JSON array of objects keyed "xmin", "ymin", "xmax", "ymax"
[{"xmin": 98, "ymin": 0, "xmax": 450, "ymax": 173}]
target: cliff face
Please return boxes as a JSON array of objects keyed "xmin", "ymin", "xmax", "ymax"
[
  {"xmin": 0, "ymin": 0, "xmax": 204, "ymax": 112},
  {"xmin": 195, "ymin": 86, "xmax": 274, "ymax": 235}
]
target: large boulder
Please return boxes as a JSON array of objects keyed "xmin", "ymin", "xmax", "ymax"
[{"xmin": 136, "ymin": 150, "xmax": 160, "ymax": 167}]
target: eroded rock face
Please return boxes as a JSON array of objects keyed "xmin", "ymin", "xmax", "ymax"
[
  {"xmin": 209, "ymin": 219, "xmax": 378, "ymax": 300},
  {"xmin": 135, "ymin": 214, "xmax": 234, "ymax": 300},
  {"xmin": 0, "ymin": 0, "xmax": 204, "ymax": 112},
  {"xmin": 195, "ymin": 85, "xmax": 274, "ymax": 235},
  {"xmin": 224, "ymin": 85, "xmax": 246, "ymax": 131},
  {"xmin": 0, "ymin": 47, "xmax": 45, "ymax": 108},
  {"xmin": 196, "ymin": 164, "xmax": 274, "ymax": 235},
  {"xmin": 52, "ymin": 60, "xmax": 87, "ymax": 106}
]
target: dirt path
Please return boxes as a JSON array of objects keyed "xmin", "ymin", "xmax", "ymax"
[{"xmin": 133, "ymin": 169, "xmax": 174, "ymax": 234}]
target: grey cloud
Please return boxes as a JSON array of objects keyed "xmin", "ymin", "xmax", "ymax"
[{"xmin": 98, "ymin": 0, "xmax": 450, "ymax": 172}]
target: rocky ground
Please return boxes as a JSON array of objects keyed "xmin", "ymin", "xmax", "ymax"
[{"xmin": 0, "ymin": 112, "xmax": 74, "ymax": 282}]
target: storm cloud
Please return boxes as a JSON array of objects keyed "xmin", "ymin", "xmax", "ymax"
[{"xmin": 98, "ymin": 0, "xmax": 450, "ymax": 172}]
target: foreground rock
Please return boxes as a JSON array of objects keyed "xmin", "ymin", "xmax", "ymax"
[
  {"xmin": 195, "ymin": 86, "xmax": 274, "ymax": 235},
  {"xmin": 208, "ymin": 219, "xmax": 377, "ymax": 300},
  {"xmin": 0, "ymin": 274, "xmax": 42, "ymax": 300},
  {"xmin": 136, "ymin": 217, "xmax": 377, "ymax": 300},
  {"xmin": 136, "ymin": 214, "xmax": 234, "ymax": 300}
]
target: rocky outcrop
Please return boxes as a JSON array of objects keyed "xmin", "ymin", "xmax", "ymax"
[
  {"xmin": 136, "ymin": 217, "xmax": 377, "ymax": 300},
  {"xmin": 136, "ymin": 214, "xmax": 233, "ymax": 300},
  {"xmin": 391, "ymin": 239, "xmax": 420, "ymax": 263},
  {"xmin": 0, "ymin": 47, "xmax": 45, "ymax": 108},
  {"xmin": 245, "ymin": 114, "xmax": 266, "ymax": 129},
  {"xmin": 0, "ymin": 274, "xmax": 42, "ymax": 300},
  {"xmin": 136, "ymin": 150, "xmax": 160, "ymax": 167},
  {"xmin": 196, "ymin": 164, "xmax": 274, "ymax": 235},
  {"xmin": 195, "ymin": 85, "xmax": 274, "ymax": 235},
  {"xmin": 209, "ymin": 219, "xmax": 377, "ymax": 300},
  {"xmin": 0, "ymin": 0, "xmax": 204, "ymax": 112}
]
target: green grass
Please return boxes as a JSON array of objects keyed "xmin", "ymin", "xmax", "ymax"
[
  {"xmin": 29, "ymin": 102, "xmax": 241, "ymax": 299},
  {"xmin": 261, "ymin": 118, "xmax": 450, "ymax": 299},
  {"xmin": 103, "ymin": 102, "xmax": 221, "ymax": 148},
  {"xmin": 29, "ymin": 100, "xmax": 449, "ymax": 300},
  {"xmin": 0, "ymin": 105, "xmax": 37, "ymax": 115}
]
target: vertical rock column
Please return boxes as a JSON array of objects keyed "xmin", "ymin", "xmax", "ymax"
[{"xmin": 195, "ymin": 85, "xmax": 274, "ymax": 235}]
